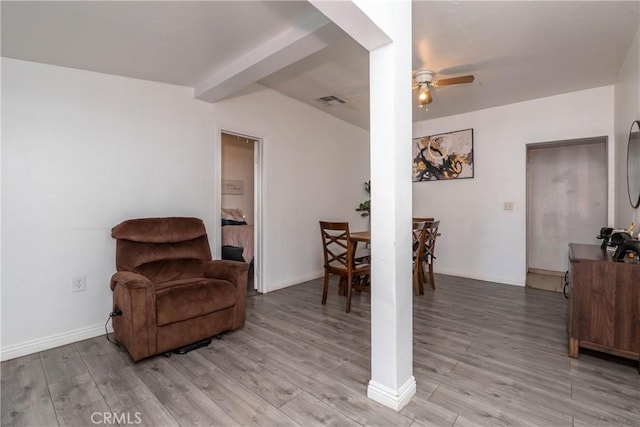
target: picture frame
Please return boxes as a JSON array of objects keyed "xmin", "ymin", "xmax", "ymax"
[
  {"xmin": 222, "ymin": 179, "xmax": 244, "ymax": 195},
  {"xmin": 412, "ymin": 128, "xmax": 474, "ymax": 181}
]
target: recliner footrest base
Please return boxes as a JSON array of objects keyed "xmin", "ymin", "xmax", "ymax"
[{"xmin": 172, "ymin": 337, "xmax": 213, "ymax": 354}]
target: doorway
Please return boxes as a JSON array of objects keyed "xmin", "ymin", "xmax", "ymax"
[
  {"xmin": 526, "ymin": 137, "xmax": 607, "ymax": 291},
  {"xmin": 220, "ymin": 131, "xmax": 262, "ymax": 295}
]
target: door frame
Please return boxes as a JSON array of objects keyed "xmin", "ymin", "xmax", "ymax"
[
  {"xmin": 525, "ymin": 136, "xmax": 608, "ymax": 277},
  {"xmin": 216, "ymin": 125, "xmax": 265, "ymax": 293}
]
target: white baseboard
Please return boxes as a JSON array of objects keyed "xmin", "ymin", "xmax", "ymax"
[
  {"xmin": 1, "ymin": 268, "xmax": 518, "ymax": 362},
  {"xmin": 263, "ymin": 268, "xmax": 525, "ymax": 293},
  {"xmin": 435, "ymin": 267, "xmax": 525, "ymax": 287},
  {"xmin": 1, "ymin": 269, "xmax": 325, "ymax": 360},
  {"xmin": 1, "ymin": 322, "xmax": 113, "ymax": 362},
  {"xmin": 367, "ymin": 376, "xmax": 416, "ymax": 411},
  {"xmin": 265, "ymin": 270, "xmax": 323, "ymax": 293}
]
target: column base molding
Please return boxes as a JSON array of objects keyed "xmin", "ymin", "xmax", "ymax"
[{"xmin": 367, "ymin": 376, "xmax": 416, "ymax": 411}]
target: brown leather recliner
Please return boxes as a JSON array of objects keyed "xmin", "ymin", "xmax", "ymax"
[{"xmin": 110, "ymin": 217, "xmax": 249, "ymax": 361}]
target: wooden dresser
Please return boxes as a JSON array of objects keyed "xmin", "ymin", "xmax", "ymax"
[{"xmin": 567, "ymin": 243, "xmax": 640, "ymax": 361}]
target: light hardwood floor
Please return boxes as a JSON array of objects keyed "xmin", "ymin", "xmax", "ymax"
[{"xmin": 2, "ymin": 274, "xmax": 639, "ymax": 426}]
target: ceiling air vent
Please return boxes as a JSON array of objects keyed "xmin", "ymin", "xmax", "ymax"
[{"xmin": 316, "ymin": 95, "xmax": 348, "ymax": 106}]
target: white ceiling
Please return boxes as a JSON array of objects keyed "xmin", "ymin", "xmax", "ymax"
[{"xmin": 2, "ymin": 1, "xmax": 639, "ymax": 130}]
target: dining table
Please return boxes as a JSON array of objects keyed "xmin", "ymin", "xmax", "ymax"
[
  {"xmin": 350, "ymin": 230, "xmax": 371, "ymax": 244},
  {"xmin": 336, "ymin": 230, "xmax": 371, "ymax": 296},
  {"xmin": 338, "ymin": 225, "xmax": 439, "ymax": 296},
  {"xmin": 351, "ymin": 231, "xmax": 371, "ymax": 264}
]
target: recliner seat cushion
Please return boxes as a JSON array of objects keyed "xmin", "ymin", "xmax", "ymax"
[{"xmin": 156, "ymin": 278, "xmax": 237, "ymax": 326}]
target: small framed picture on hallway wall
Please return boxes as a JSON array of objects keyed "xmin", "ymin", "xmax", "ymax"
[{"xmin": 222, "ymin": 179, "xmax": 244, "ymax": 195}]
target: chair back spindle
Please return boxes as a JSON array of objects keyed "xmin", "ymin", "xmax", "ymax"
[
  {"xmin": 412, "ymin": 220, "xmax": 427, "ymax": 295},
  {"xmin": 423, "ymin": 220, "xmax": 440, "ymax": 289}
]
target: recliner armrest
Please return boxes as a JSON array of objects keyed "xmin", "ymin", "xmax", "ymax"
[
  {"xmin": 203, "ymin": 260, "xmax": 250, "ymax": 286},
  {"xmin": 204, "ymin": 259, "xmax": 249, "ymax": 330},
  {"xmin": 109, "ymin": 270, "xmax": 157, "ymax": 361},
  {"xmin": 110, "ymin": 271, "xmax": 153, "ymax": 291}
]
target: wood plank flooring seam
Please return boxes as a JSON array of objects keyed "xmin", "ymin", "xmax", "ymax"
[{"xmin": 42, "ymin": 351, "xmax": 62, "ymax": 427}]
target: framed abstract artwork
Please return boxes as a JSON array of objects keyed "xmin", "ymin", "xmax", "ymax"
[{"xmin": 412, "ymin": 128, "xmax": 474, "ymax": 181}]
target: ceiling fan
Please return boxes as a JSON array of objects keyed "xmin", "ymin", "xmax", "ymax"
[{"xmin": 413, "ymin": 70, "xmax": 475, "ymax": 108}]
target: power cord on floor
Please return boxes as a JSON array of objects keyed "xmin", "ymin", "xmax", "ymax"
[{"xmin": 105, "ymin": 308, "xmax": 122, "ymax": 347}]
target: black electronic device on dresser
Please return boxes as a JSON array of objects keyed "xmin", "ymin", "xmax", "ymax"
[
  {"xmin": 613, "ymin": 238, "xmax": 640, "ymax": 261},
  {"xmin": 566, "ymin": 243, "xmax": 640, "ymax": 372},
  {"xmin": 597, "ymin": 226, "xmax": 640, "ymax": 260}
]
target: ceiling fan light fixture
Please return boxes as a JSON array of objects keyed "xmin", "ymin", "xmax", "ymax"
[
  {"xmin": 419, "ymin": 87, "xmax": 428, "ymax": 101},
  {"xmin": 414, "ymin": 70, "xmax": 434, "ymax": 86},
  {"xmin": 417, "ymin": 84, "xmax": 432, "ymax": 107},
  {"xmin": 413, "ymin": 69, "xmax": 473, "ymax": 109},
  {"xmin": 414, "ymin": 71, "xmax": 434, "ymax": 108}
]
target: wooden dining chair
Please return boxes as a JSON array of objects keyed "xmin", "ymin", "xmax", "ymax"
[
  {"xmin": 412, "ymin": 220, "xmax": 427, "ymax": 295},
  {"xmin": 422, "ymin": 220, "xmax": 440, "ymax": 290},
  {"xmin": 319, "ymin": 221, "xmax": 371, "ymax": 313}
]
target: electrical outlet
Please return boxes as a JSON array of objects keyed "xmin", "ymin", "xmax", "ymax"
[
  {"xmin": 72, "ymin": 276, "xmax": 86, "ymax": 293},
  {"xmin": 503, "ymin": 202, "xmax": 514, "ymax": 211}
]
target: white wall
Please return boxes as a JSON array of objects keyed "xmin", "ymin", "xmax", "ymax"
[
  {"xmin": 211, "ymin": 84, "xmax": 371, "ymax": 292},
  {"xmin": 413, "ymin": 86, "xmax": 615, "ymax": 286},
  {"xmin": 1, "ymin": 58, "xmax": 370, "ymax": 360},
  {"xmin": 614, "ymin": 28, "xmax": 640, "ymax": 229}
]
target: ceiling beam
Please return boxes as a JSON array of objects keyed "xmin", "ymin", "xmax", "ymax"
[
  {"xmin": 195, "ymin": 12, "xmax": 343, "ymax": 103},
  {"xmin": 308, "ymin": 0, "xmax": 391, "ymax": 51}
]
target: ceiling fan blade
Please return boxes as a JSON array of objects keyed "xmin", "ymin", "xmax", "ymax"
[{"xmin": 432, "ymin": 75, "xmax": 475, "ymax": 87}]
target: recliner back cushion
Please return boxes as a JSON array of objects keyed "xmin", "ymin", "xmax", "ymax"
[
  {"xmin": 112, "ymin": 217, "xmax": 213, "ymax": 283},
  {"xmin": 115, "ymin": 236, "xmax": 210, "ymax": 283},
  {"xmin": 111, "ymin": 217, "xmax": 207, "ymax": 244}
]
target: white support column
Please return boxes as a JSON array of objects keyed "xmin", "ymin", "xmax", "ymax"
[
  {"xmin": 366, "ymin": 1, "xmax": 414, "ymax": 411},
  {"xmin": 310, "ymin": 0, "xmax": 414, "ymax": 411}
]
